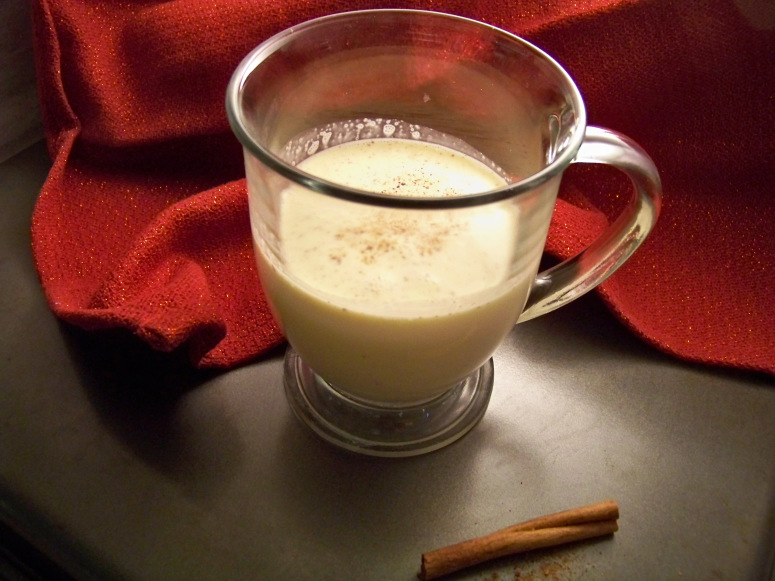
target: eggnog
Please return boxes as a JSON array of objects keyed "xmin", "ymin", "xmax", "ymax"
[{"xmin": 251, "ymin": 135, "xmax": 541, "ymax": 404}]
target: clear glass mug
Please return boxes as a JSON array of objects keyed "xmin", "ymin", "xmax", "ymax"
[{"xmin": 226, "ymin": 9, "xmax": 661, "ymax": 457}]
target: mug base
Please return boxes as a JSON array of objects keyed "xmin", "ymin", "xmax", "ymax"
[{"xmin": 282, "ymin": 347, "xmax": 493, "ymax": 457}]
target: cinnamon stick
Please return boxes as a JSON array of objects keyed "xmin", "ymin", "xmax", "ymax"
[{"xmin": 419, "ymin": 500, "xmax": 619, "ymax": 581}]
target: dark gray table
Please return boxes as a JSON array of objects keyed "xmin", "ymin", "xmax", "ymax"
[{"xmin": 2, "ymin": 141, "xmax": 774, "ymax": 581}]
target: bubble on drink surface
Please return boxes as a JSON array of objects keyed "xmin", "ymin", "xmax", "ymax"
[{"xmin": 279, "ymin": 118, "xmax": 510, "ymax": 182}]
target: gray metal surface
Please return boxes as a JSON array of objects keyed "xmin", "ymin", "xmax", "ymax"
[{"xmin": 1, "ymin": 142, "xmax": 774, "ymax": 580}]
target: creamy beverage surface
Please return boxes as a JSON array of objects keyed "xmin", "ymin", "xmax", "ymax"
[{"xmin": 252, "ymin": 136, "xmax": 539, "ymax": 403}]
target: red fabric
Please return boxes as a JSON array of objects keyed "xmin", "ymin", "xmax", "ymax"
[{"xmin": 30, "ymin": 0, "xmax": 775, "ymax": 376}]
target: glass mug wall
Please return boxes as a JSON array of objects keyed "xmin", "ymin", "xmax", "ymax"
[{"xmin": 226, "ymin": 10, "xmax": 661, "ymax": 456}]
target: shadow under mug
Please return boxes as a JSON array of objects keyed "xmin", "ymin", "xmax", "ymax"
[{"xmin": 226, "ymin": 9, "xmax": 661, "ymax": 457}]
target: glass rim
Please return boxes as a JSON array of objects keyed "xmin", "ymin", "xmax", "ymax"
[{"xmin": 225, "ymin": 8, "xmax": 587, "ymax": 209}]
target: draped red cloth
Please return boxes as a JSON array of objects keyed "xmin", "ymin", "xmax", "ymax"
[{"xmin": 30, "ymin": 0, "xmax": 775, "ymax": 376}]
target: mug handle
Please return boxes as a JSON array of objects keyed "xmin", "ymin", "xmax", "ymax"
[{"xmin": 518, "ymin": 125, "xmax": 662, "ymax": 323}]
